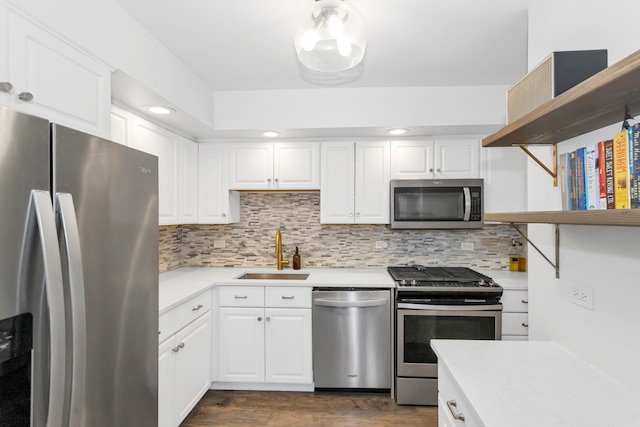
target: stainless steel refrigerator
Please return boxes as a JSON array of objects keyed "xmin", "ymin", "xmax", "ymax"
[{"xmin": 0, "ymin": 106, "xmax": 159, "ymax": 426}]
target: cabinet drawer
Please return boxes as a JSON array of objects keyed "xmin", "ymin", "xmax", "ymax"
[
  {"xmin": 438, "ymin": 365, "xmax": 482, "ymax": 426},
  {"xmin": 265, "ymin": 287, "xmax": 311, "ymax": 308},
  {"xmin": 159, "ymin": 290, "xmax": 211, "ymax": 343},
  {"xmin": 218, "ymin": 286, "xmax": 265, "ymax": 307},
  {"xmin": 502, "ymin": 312, "xmax": 529, "ymax": 336},
  {"xmin": 501, "ymin": 289, "xmax": 529, "ymax": 313}
]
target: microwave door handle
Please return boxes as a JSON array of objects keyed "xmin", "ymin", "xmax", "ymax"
[{"xmin": 463, "ymin": 187, "xmax": 471, "ymax": 221}]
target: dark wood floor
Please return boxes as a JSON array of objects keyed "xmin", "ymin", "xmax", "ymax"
[{"xmin": 181, "ymin": 390, "xmax": 438, "ymax": 426}]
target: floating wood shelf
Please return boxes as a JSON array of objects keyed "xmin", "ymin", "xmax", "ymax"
[
  {"xmin": 482, "ymin": 49, "xmax": 640, "ymax": 148},
  {"xmin": 486, "ymin": 210, "xmax": 640, "ymax": 227}
]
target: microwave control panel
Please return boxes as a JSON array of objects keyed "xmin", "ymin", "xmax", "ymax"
[{"xmin": 470, "ymin": 187, "xmax": 482, "ymax": 221}]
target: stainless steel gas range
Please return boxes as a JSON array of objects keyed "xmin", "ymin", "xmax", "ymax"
[{"xmin": 388, "ymin": 266, "xmax": 503, "ymax": 406}]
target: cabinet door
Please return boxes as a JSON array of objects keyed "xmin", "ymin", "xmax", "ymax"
[
  {"xmin": 174, "ymin": 312, "xmax": 212, "ymax": 425},
  {"xmin": 320, "ymin": 142, "xmax": 356, "ymax": 223},
  {"xmin": 229, "ymin": 142, "xmax": 273, "ymax": 189},
  {"xmin": 131, "ymin": 120, "xmax": 180, "ymax": 225},
  {"xmin": 158, "ymin": 338, "xmax": 175, "ymax": 427},
  {"xmin": 217, "ymin": 307, "xmax": 265, "ymax": 383},
  {"xmin": 109, "ymin": 107, "xmax": 131, "ymax": 146},
  {"xmin": 481, "ymin": 147, "xmax": 527, "ymax": 213},
  {"xmin": 355, "ymin": 141, "xmax": 390, "ymax": 224},
  {"xmin": 7, "ymin": 10, "xmax": 110, "ymax": 137},
  {"xmin": 265, "ymin": 308, "xmax": 312, "ymax": 384},
  {"xmin": 273, "ymin": 142, "xmax": 320, "ymax": 189},
  {"xmin": 390, "ymin": 140, "xmax": 435, "ymax": 179},
  {"xmin": 437, "ymin": 393, "xmax": 458, "ymax": 427},
  {"xmin": 435, "ymin": 139, "xmax": 480, "ymax": 178},
  {"xmin": 179, "ymin": 137, "xmax": 198, "ymax": 224},
  {"xmin": 198, "ymin": 143, "xmax": 240, "ymax": 224}
]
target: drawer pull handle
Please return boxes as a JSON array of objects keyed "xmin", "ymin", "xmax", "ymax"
[
  {"xmin": 172, "ymin": 343, "xmax": 184, "ymax": 353},
  {"xmin": 235, "ymin": 295, "xmax": 248, "ymax": 299},
  {"xmin": 192, "ymin": 304, "xmax": 204, "ymax": 311},
  {"xmin": 282, "ymin": 296, "xmax": 295, "ymax": 300},
  {"xmin": 522, "ymin": 300, "xmax": 529, "ymax": 304},
  {"xmin": 446, "ymin": 399, "xmax": 465, "ymax": 421},
  {"xmin": 522, "ymin": 322, "xmax": 529, "ymax": 327}
]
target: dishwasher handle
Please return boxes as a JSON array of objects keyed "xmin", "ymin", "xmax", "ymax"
[{"xmin": 314, "ymin": 298, "xmax": 388, "ymax": 308}]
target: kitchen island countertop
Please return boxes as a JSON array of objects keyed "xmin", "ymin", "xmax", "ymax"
[{"xmin": 431, "ymin": 339, "xmax": 640, "ymax": 427}]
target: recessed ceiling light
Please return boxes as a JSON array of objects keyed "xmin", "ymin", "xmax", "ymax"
[
  {"xmin": 144, "ymin": 105, "xmax": 175, "ymax": 115},
  {"xmin": 263, "ymin": 131, "xmax": 279, "ymax": 138},
  {"xmin": 386, "ymin": 128, "xmax": 409, "ymax": 136}
]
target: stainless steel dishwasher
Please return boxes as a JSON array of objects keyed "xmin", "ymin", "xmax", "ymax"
[{"xmin": 312, "ymin": 289, "xmax": 392, "ymax": 389}]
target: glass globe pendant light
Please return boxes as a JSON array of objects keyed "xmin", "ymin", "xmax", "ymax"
[{"xmin": 294, "ymin": 0, "xmax": 367, "ymax": 72}]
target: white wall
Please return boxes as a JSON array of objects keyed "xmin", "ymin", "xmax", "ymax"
[{"xmin": 527, "ymin": 0, "xmax": 640, "ymax": 392}]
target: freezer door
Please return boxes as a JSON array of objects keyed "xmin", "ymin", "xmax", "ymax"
[{"xmin": 52, "ymin": 124, "xmax": 159, "ymax": 427}]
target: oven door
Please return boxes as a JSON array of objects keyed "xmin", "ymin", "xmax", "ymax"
[{"xmin": 396, "ymin": 304, "xmax": 502, "ymax": 378}]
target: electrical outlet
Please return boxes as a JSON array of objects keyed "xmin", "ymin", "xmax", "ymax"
[
  {"xmin": 375, "ymin": 241, "xmax": 389, "ymax": 249},
  {"xmin": 569, "ymin": 284, "xmax": 594, "ymax": 310},
  {"xmin": 461, "ymin": 242, "xmax": 474, "ymax": 251},
  {"xmin": 213, "ymin": 240, "xmax": 226, "ymax": 249}
]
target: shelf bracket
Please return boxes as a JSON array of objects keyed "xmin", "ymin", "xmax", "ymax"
[
  {"xmin": 509, "ymin": 223, "xmax": 560, "ymax": 279},
  {"xmin": 519, "ymin": 145, "xmax": 558, "ymax": 187}
]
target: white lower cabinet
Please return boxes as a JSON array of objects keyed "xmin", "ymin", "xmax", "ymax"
[
  {"xmin": 158, "ymin": 292, "xmax": 212, "ymax": 427},
  {"xmin": 214, "ymin": 286, "xmax": 313, "ymax": 389},
  {"xmin": 438, "ymin": 365, "xmax": 482, "ymax": 427},
  {"xmin": 501, "ymin": 287, "xmax": 529, "ymax": 340}
]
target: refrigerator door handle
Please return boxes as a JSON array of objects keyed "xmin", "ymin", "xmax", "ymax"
[
  {"xmin": 56, "ymin": 192, "xmax": 86, "ymax": 426},
  {"xmin": 30, "ymin": 190, "xmax": 66, "ymax": 427}
]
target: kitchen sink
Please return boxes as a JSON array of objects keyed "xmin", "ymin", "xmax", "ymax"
[{"xmin": 236, "ymin": 272, "xmax": 309, "ymax": 280}]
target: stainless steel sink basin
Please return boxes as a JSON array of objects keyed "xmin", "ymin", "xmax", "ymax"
[{"xmin": 237, "ymin": 272, "xmax": 309, "ymax": 280}]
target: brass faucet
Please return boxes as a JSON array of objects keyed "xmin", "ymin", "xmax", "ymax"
[{"xmin": 275, "ymin": 229, "xmax": 289, "ymax": 270}]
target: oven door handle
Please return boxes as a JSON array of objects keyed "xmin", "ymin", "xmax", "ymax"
[
  {"xmin": 314, "ymin": 298, "xmax": 388, "ymax": 308},
  {"xmin": 397, "ymin": 303, "xmax": 503, "ymax": 311},
  {"xmin": 463, "ymin": 187, "xmax": 471, "ymax": 221}
]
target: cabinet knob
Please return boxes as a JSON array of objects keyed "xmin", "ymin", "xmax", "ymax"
[
  {"xmin": 429, "ymin": 168, "xmax": 434, "ymax": 173},
  {"xmin": 257, "ymin": 317, "xmax": 262, "ymax": 322},
  {"xmin": 436, "ymin": 168, "xmax": 441, "ymax": 173},
  {"xmin": 274, "ymin": 178, "xmax": 279, "ymax": 183},
  {"xmin": 221, "ymin": 213, "xmax": 226, "ymax": 218},
  {"xmin": 356, "ymin": 213, "xmax": 361, "ymax": 218},
  {"xmin": 17, "ymin": 92, "xmax": 34, "ymax": 103},
  {"xmin": 267, "ymin": 178, "xmax": 272, "ymax": 183},
  {"xmin": 0, "ymin": 82, "xmax": 14, "ymax": 94},
  {"xmin": 266, "ymin": 317, "xmax": 271, "ymax": 322},
  {"xmin": 348, "ymin": 213, "xmax": 353, "ymax": 217}
]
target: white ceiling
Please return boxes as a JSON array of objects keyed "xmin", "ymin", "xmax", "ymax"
[{"xmin": 113, "ymin": 0, "xmax": 531, "ymax": 138}]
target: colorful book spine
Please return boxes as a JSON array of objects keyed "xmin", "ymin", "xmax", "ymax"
[
  {"xmin": 597, "ymin": 140, "xmax": 607, "ymax": 209},
  {"xmin": 559, "ymin": 152, "xmax": 571, "ymax": 210},
  {"xmin": 631, "ymin": 123, "xmax": 640, "ymax": 208},
  {"xmin": 604, "ymin": 139, "xmax": 615, "ymax": 209},
  {"xmin": 575, "ymin": 147, "xmax": 587, "ymax": 210},
  {"xmin": 585, "ymin": 144, "xmax": 599, "ymax": 210},
  {"xmin": 569, "ymin": 150, "xmax": 578, "ymax": 210},
  {"xmin": 613, "ymin": 130, "xmax": 630, "ymax": 209}
]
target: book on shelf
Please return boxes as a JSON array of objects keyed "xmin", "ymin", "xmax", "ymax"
[
  {"xmin": 575, "ymin": 147, "xmax": 587, "ymax": 210},
  {"xmin": 559, "ymin": 152, "xmax": 571, "ymax": 210},
  {"xmin": 631, "ymin": 123, "xmax": 640, "ymax": 208},
  {"xmin": 585, "ymin": 144, "xmax": 599, "ymax": 210},
  {"xmin": 597, "ymin": 140, "xmax": 608, "ymax": 209},
  {"xmin": 613, "ymin": 130, "xmax": 630, "ymax": 209},
  {"xmin": 603, "ymin": 139, "xmax": 615, "ymax": 209},
  {"xmin": 569, "ymin": 150, "xmax": 578, "ymax": 210}
]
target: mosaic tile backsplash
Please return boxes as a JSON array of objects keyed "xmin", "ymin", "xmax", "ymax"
[{"xmin": 159, "ymin": 192, "xmax": 524, "ymax": 273}]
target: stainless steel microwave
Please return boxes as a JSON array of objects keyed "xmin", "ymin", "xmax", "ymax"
[{"xmin": 390, "ymin": 179, "xmax": 484, "ymax": 229}]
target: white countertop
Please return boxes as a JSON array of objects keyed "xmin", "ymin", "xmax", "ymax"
[
  {"xmin": 431, "ymin": 340, "xmax": 640, "ymax": 427},
  {"xmin": 159, "ymin": 267, "xmax": 395, "ymax": 314},
  {"xmin": 476, "ymin": 269, "xmax": 528, "ymax": 290}
]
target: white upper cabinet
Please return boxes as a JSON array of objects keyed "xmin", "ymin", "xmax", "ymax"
[
  {"xmin": 2, "ymin": 9, "xmax": 110, "ymax": 137},
  {"xmin": 229, "ymin": 142, "xmax": 320, "ymax": 190},
  {"xmin": 198, "ymin": 143, "xmax": 240, "ymax": 224},
  {"xmin": 321, "ymin": 141, "xmax": 390, "ymax": 224},
  {"xmin": 178, "ymin": 137, "xmax": 198, "ymax": 224},
  {"xmin": 391, "ymin": 139, "xmax": 480, "ymax": 179}
]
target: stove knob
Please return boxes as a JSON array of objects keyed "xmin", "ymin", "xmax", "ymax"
[
  {"xmin": 410, "ymin": 279, "xmax": 418, "ymax": 286},
  {"xmin": 399, "ymin": 279, "xmax": 407, "ymax": 286},
  {"xmin": 478, "ymin": 279, "xmax": 486, "ymax": 287}
]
